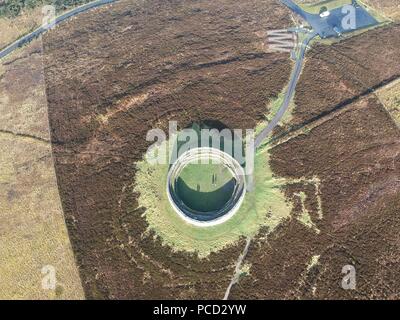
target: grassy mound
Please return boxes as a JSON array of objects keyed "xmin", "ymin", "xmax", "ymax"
[{"xmin": 134, "ymin": 141, "xmax": 292, "ymax": 258}]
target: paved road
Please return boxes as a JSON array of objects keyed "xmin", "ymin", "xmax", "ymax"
[
  {"xmin": 1, "ymin": 0, "xmax": 314, "ymax": 150},
  {"xmin": 0, "ymin": 0, "xmax": 117, "ymax": 60},
  {"xmin": 254, "ymin": 30, "xmax": 317, "ymax": 149}
]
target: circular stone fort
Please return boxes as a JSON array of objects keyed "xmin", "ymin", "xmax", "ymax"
[{"xmin": 167, "ymin": 147, "xmax": 246, "ymax": 227}]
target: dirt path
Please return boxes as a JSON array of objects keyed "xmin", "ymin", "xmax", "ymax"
[{"xmin": 223, "ymin": 237, "xmax": 252, "ymax": 300}]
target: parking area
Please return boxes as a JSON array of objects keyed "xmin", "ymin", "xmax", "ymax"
[{"xmin": 282, "ymin": 0, "xmax": 379, "ymax": 38}]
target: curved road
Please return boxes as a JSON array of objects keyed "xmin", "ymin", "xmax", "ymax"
[
  {"xmin": 0, "ymin": 0, "xmax": 117, "ymax": 60},
  {"xmin": 254, "ymin": 30, "xmax": 317, "ymax": 148},
  {"xmin": 0, "ymin": 0, "xmax": 314, "ymax": 150}
]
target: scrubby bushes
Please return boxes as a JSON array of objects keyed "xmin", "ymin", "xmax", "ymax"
[{"xmin": 0, "ymin": 0, "xmax": 91, "ymax": 18}]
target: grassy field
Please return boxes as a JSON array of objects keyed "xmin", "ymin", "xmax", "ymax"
[
  {"xmin": 0, "ymin": 6, "xmax": 43, "ymax": 50},
  {"xmin": 177, "ymin": 163, "xmax": 235, "ymax": 212},
  {"xmin": 254, "ymin": 86, "xmax": 295, "ymax": 137},
  {"xmin": 297, "ymin": 0, "xmax": 353, "ymax": 14},
  {"xmin": 362, "ymin": 0, "xmax": 400, "ymax": 21},
  {"xmin": 0, "ymin": 39, "xmax": 84, "ymax": 299},
  {"xmin": 178, "ymin": 163, "xmax": 233, "ymax": 193},
  {"xmin": 0, "ymin": 0, "xmax": 95, "ymax": 51},
  {"xmin": 135, "ymin": 141, "xmax": 293, "ymax": 258},
  {"xmin": 294, "ymin": 191, "xmax": 320, "ymax": 233},
  {"xmin": 376, "ymin": 78, "xmax": 400, "ymax": 125}
]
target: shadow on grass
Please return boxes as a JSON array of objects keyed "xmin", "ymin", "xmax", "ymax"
[{"xmin": 176, "ymin": 177, "xmax": 236, "ymax": 214}]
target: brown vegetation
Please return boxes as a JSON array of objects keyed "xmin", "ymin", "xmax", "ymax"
[
  {"xmin": 43, "ymin": 0, "xmax": 292, "ymax": 299},
  {"xmin": 0, "ymin": 39, "xmax": 83, "ymax": 299},
  {"xmin": 37, "ymin": 0, "xmax": 400, "ymax": 299}
]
